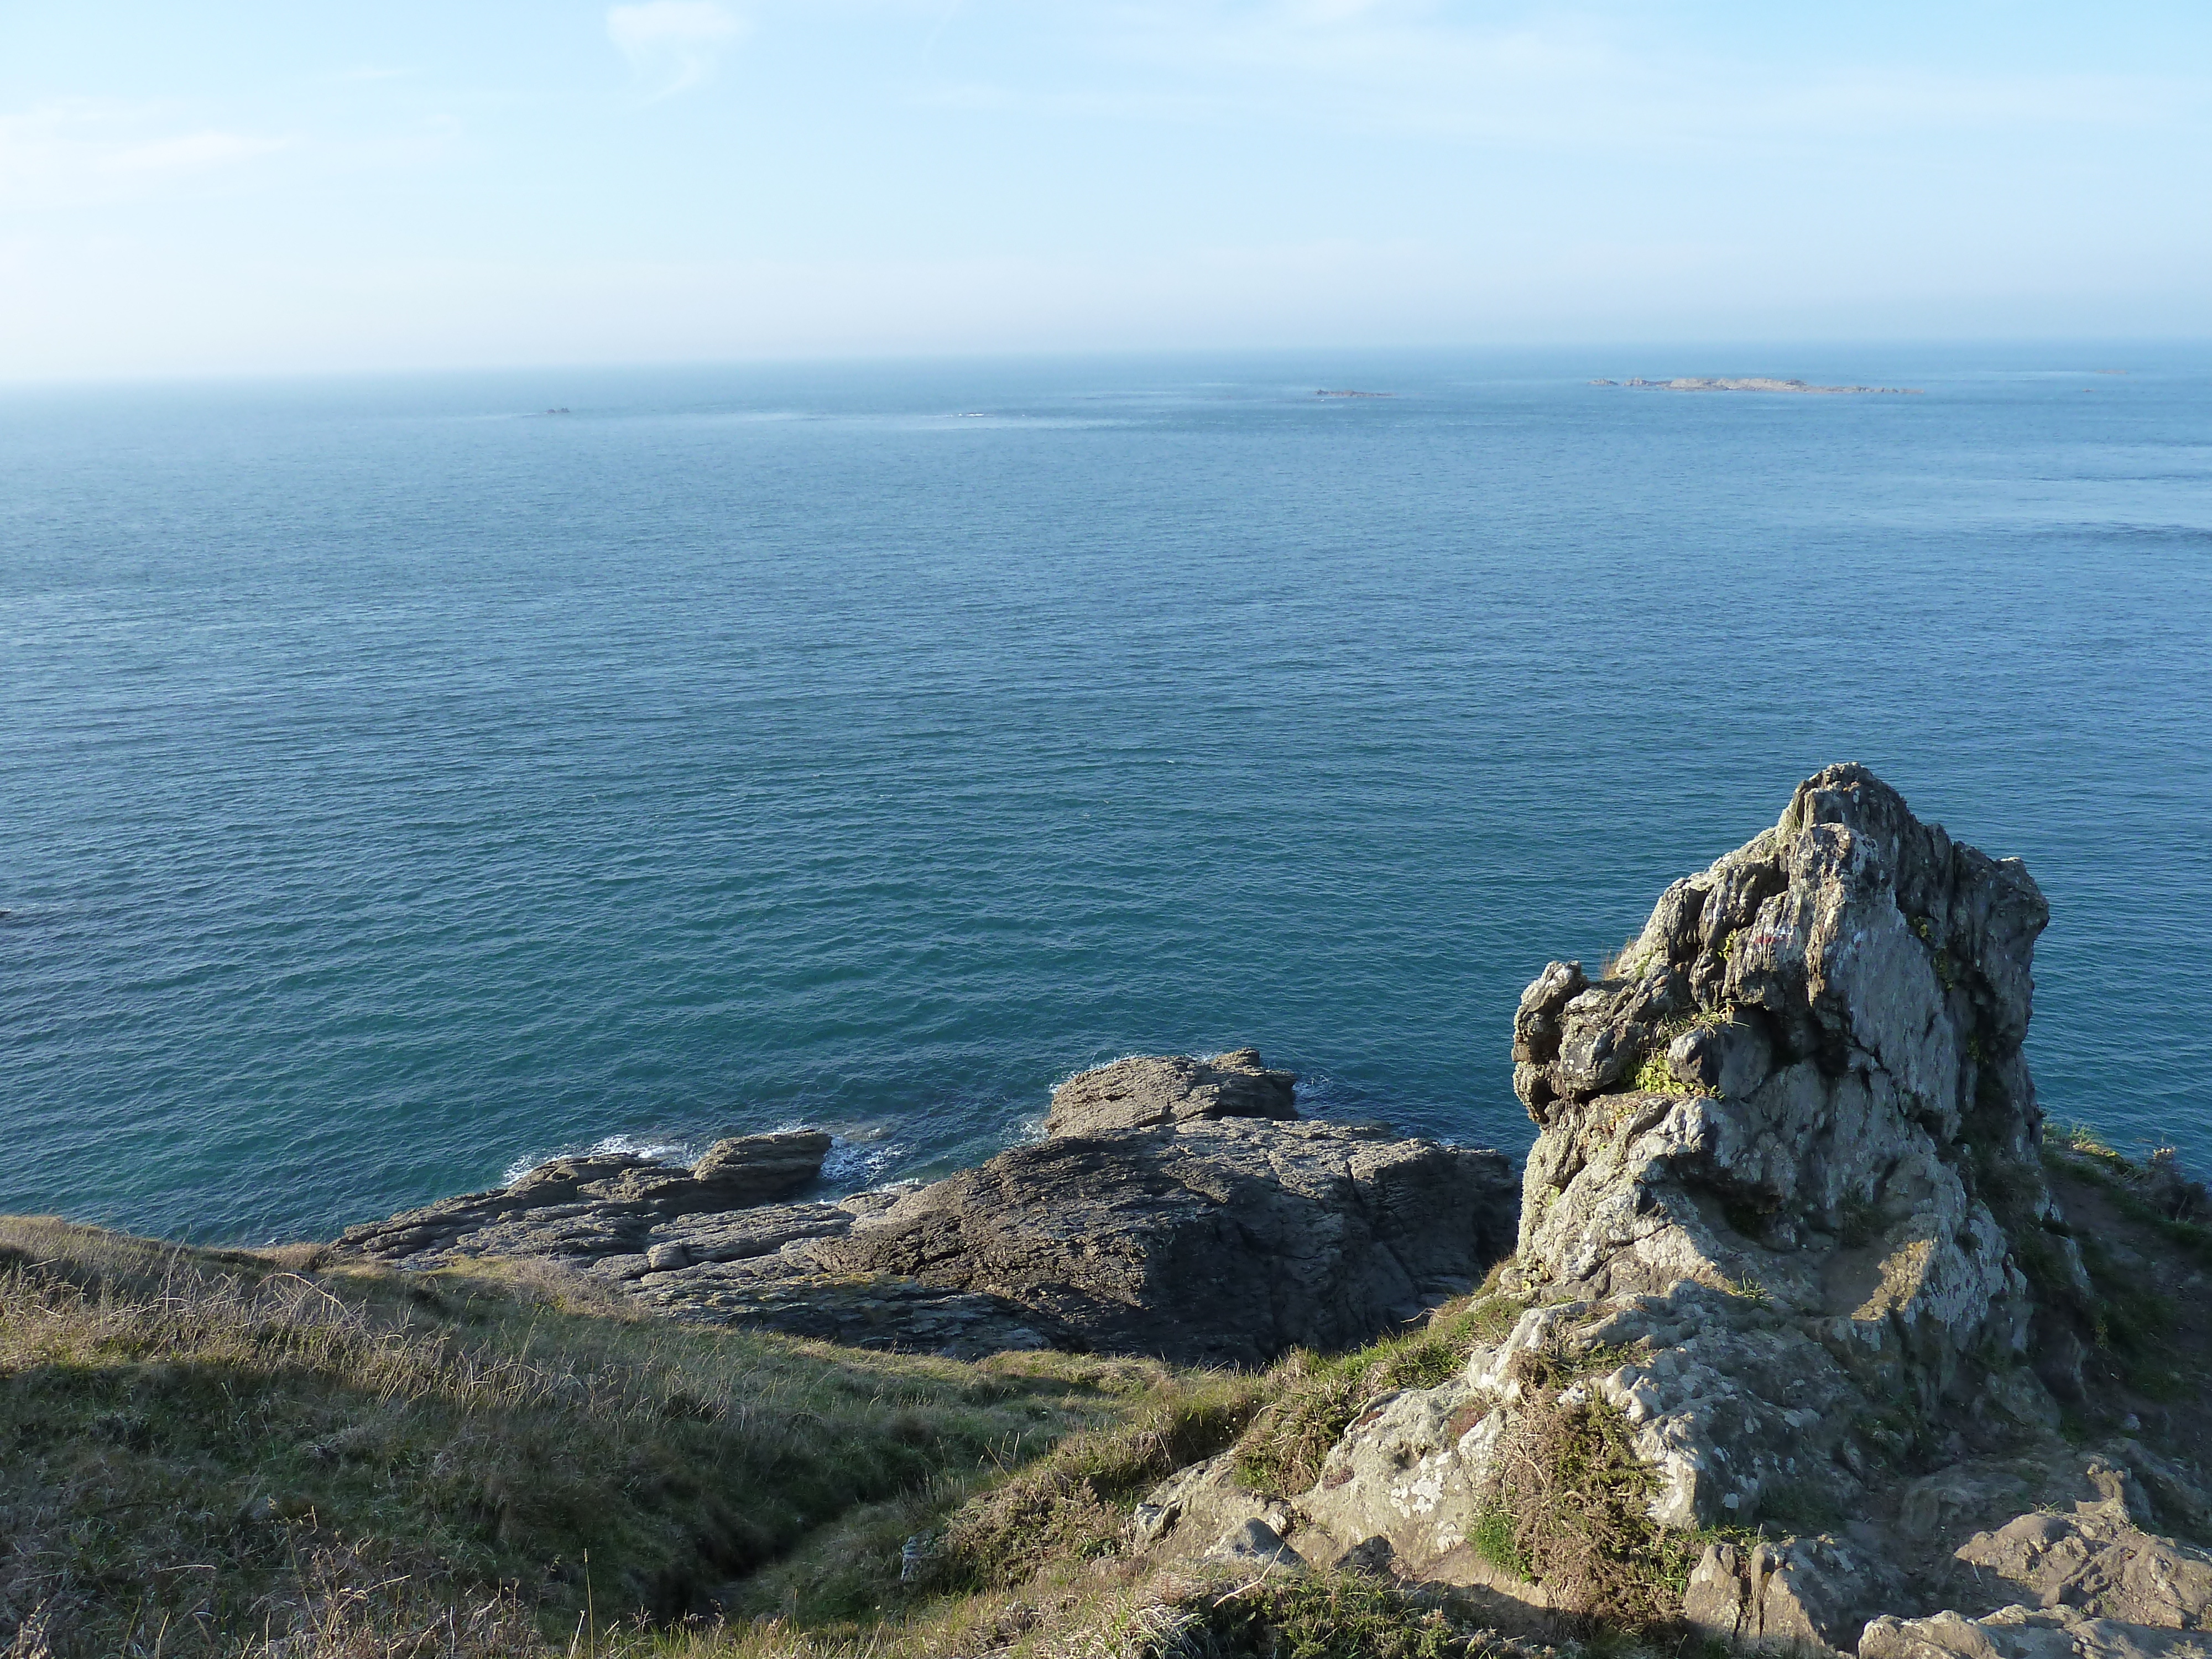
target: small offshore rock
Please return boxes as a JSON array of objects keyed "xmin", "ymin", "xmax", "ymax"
[{"xmin": 335, "ymin": 1059, "xmax": 1514, "ymax": 1366}]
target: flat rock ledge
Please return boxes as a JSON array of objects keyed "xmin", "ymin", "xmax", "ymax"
[{"xmin": 338, "ymin": 1053, "xmax": 1517, "ymax": 1366}]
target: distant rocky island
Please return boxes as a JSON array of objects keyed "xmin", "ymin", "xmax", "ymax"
[
  {"xmin": 1316, "ymin": 388, "xmax": 1394, "ymax": 397},
  {"xmin": 1593, "ymin": 376, "xmax": 1921, "ymax": 395}
]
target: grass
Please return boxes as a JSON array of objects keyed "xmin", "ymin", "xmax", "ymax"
[
  {"xmin": 1127, "ymin": 1567, "xmax": 1520, "ymax": 1659},
  {"xmin": 630, "ymin": 1565, "xmax": 1541, "ymax": 1659},
  {"xmin": 893, "ymin": 1371, "xmax": 1261, "ymax": 1597},
  {"xmin": 2032, "ymin": 1129, "xmax": 2212, "ymax": 1406},
  {"xmin": 0, "ymin": 1218, "xmax": 1719, "ymax": 1659},
  {"xmin": 1230, "ymin": 1280, "xmax": 1530, "ymax": 1496},
  {"xmin": 1598, "ymin": 937, "xmax": 1646, "ymax": 981},
  {"xmin": 2045, "ymin": 1128, "xmax": 2212, "ymax": 1269},
  {"xmin": 1481, "ymin": 1344, "xmax": 1703, "ymax": 1627},
  {"xmin": 0, "ymin": 1218, "xmax": 1197, "ymax": 1657}
]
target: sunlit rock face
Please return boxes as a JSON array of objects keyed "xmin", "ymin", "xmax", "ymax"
[{"xmin": 1274, "ymin": 766, "xmax": 2109, "ymax": 1646}]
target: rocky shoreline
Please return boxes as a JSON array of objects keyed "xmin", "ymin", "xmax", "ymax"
[
  {"xmin": 324, "ymin": 762, "xmax": 2212, "ymax": 1657},
  {"xmin": 340, "ymin": 1047, "xmax": 1519, "ymax": 1368}
]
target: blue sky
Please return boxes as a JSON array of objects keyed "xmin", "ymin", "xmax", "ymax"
[{"xmin": 2, "ymin": 2, "xmax": 2208, "ymax": 378}]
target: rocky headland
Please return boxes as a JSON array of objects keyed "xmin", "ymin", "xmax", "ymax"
[
  {"xmin": 16, "ymin": 762, "xmax": 2208, "ymax": 1657},
  {"xmin": 1118, "ymin": 763, "xmax": 2212, "ymax": 1658}
]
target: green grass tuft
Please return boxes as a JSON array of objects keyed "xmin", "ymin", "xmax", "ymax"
[
  {"xmin": 1230, "ymin": 1287, "xmax": 1527, "ymax": 1496},
  {"xmin": 1140, "ymin": 1568, "xmax": 1517, "ymax": 1659}
]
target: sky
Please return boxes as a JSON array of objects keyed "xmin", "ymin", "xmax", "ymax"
[{"xmin": 1, "ymin": 1, "xmax": 2209, "ymax": 379}]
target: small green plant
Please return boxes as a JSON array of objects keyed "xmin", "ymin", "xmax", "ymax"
[
  {"xmin": 1932, "ymin": 948, "xmax": 1957, "ymax": 990},
  {"xmin": 1630, "ymin": 1050, "xmax": 1677, "ymax": 1094},
  {"xmin": 1599, "ymin": 936, "xmax": 1647, "ymax": 981},
  {"xmin": 1469, "ymin": 1507, "xmax": 1528, "ymax": 1579},
  {"xmin": 1717, "ymin": 928, "xmax": 1741, "ymax": 960}
]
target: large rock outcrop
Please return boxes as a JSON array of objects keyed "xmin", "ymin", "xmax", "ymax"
[
  {"xmin": 340, "ymin": 1052, "xmax": 1517, "ymax": 1368},
  {"xmin": 1135, "ymin": 765, "xmax": 2212, "ymax": 1655},
  {"xmin": 811, "ymin": 1114, "xmax": 1516, "ymax": 1368}
]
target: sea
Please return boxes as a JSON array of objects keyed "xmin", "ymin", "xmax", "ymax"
[{"xmin": 4, "ymin": 348, "xmax": 2208, "ymax": 1244}]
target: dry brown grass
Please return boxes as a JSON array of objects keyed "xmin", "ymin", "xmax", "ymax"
[
  {"xmin": 0, "ymin": 1219, "xmax": 1171, "ymax": 1657},
  {"xmin": 1, "ymin": 1219, "xmax": 1621, "ymax": 1659},
  {"xmin": 1484, "ymin": 1347, "xmax": 1695, "ymax": 1629}
]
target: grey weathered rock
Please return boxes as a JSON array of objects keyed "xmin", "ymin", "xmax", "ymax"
[
  {"xmin": 1237, "ymin": 765, "xmax": 2161, "ymax": 1650},
  {"xmin": 1861, "ymin": 1605, "xmax": 2211, "ymax": 1659},
  {"xmin": 340, "ymin": 1130, "xmax": 834, "ymax": 1269},
  {"xmin": 1042, "ymin": 1048, "xmax": 1298, "ymax": 1138},
  {"xmin": 809, "ymin": 1117, "xmax": 1518, "ymax": 1367},
  {"xmin": 1132, "ymin": 1454, "xmax": 1285, "ymax": 1563},
  {"xmin": 1954, "ymin": 1511, "xmax": 2212, "ymax": 1630},
  {"xmin": 1207, "ymin": 1518, "xmax": 1307, "ymax": 1571},
  {"xmin": 336, "ymin": 1056, "xmax": 1516, "ymax": 1368},
  {"xmin": 688, "ymin": 1131, "xmax": 838, "ymax": 1204},
  {"xmin": 1686, "ymin": 1535, "xmax": 1907, "ymax": 1651},
  {"xmin": 1488, "ymin": 770, "xmax": 2064, "ymax": 1563}
]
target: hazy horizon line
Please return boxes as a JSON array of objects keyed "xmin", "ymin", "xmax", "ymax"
[{"xmin": 5, "ymin": 334, "xmax": 2205, "ymax": 393}]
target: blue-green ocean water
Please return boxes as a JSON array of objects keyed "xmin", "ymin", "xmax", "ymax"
[{"xmin": 4, "ymin": 350, "xmax": 2209, "ymax": 1244}]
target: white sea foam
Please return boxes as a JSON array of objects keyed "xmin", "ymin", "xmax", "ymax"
[
  {"xmin": 500, "ymin": 1133, "xmax": 698, "ymax": 1186},
  {"xmin": 807, "ymin": 1123, "xmax": 905, "ymax": 1193}
]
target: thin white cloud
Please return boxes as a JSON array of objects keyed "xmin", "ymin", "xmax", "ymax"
[
  {"xmin": 607, "ymin": 2, "xmax": 748, "ymax": 98},
  {"xmin": 102, "ymin": 132, "xmax": 284, "ymax": 176},
  {"xmin": 0, "ymin": 103, "xmax": 287, "ymax": 209},
  {"xmin": 914, "ymin": 2, "xmax": 2202, "ymax": 151}
]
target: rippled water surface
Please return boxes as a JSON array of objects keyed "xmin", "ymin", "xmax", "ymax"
[{"xmin": 4, "ymin": 349, "xmax": 2209, "ymax": 1241}]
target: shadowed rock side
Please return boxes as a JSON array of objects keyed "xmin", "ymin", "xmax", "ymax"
[
  {"xmin": 1130, "ymin": 765, "xmax": 2212, "ymax": 1657},
  {"xmin": 341, "ymin": 1052, "xmax": 1518, "ymax": 1368},
  {"xmin": 812, "ymin": 1117, "xmax": 1517, "ymax": 1368}
]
